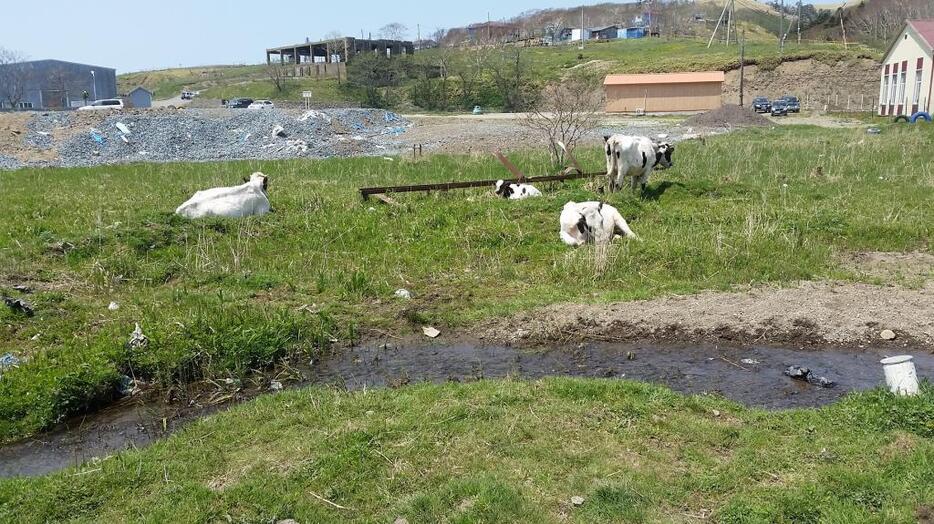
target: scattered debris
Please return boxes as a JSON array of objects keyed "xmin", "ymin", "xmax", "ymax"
[
  {"xmin": 880, "ymin": 329, "xmax": 897, "ymax": 341},
  {"xmin": 272, "ymin": 125, "xmax": 287, "ymax": 138},
  {"xmin": 394, "ymin": 289, "xmax": 412, "ymax": 300},
  {"xmin": 117, "ymin": 375, "xmax": 143, "ymax": 396},
  {"xmin": 866, "ymin": 127, "xmax": 882, "ymax": 134},
  {"xmin": 3, "ymin": 296, "xmax": 34, "ymax": 316},
  {"xmin": 127, "ymin": 323, "xmax": 149, "ymax": 350},
  {"xmin": 393, "ymin": 518, "xmax": 409, "ymax": 524},
  {"xmin": 571, "ymin": 496, "xmax": 586, "ymax": 507},
  {"xmin": 627, "ymin": 351, "xmax": 636, "ymax": 361},
  {"xmin": 12, "ymin": 285, "xmax": 32, "ymax": 294},
  {"xmin": 741, "ymin": 358, "xmax": 760, "ymax": 366},
  {"xmin": 269, "ymin": 381, "xmax": 284, "ymax": 392},
  {"xmin": 108, "ymin": 301, "xmax": 120, "ymax": 311},
  {"xmin": 298, "ymin": 110, "xmax": 332, "ymax": 123},
  {"xmin": 115, "ymin": 122, "xmax": 131, "ymax": 135},
  {"xmin": 422, "ymin": 326, "xmax": 441, "ymax": 339},
  {"xmin": 0, "ymin": 353, "xmax": 21, "ymax": 373},
  {"xmin": 684, "ymin": 104, "xmax": 771, "ymax": 128},
  {"xmin": 784, "ymin": 366, "xmax": 835, "ymax": 388}
]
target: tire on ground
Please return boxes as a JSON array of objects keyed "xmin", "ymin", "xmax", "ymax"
[{"xmin": 909, "ymin": 111, "xmax": 932, "ymax": 123}]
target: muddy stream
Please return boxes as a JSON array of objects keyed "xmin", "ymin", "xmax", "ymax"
[{"xmin": 1, "ymin": 342, "xmax": 929, "ymax": 478}]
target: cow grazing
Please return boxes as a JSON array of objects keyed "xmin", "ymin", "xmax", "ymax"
[
  {"xmin": 559, "ymin": 201, "xmax": 639, "ymax": 246},
  {"xmin": 175, "ymin": 172, "xmax": 271, "ymax": 219},
  {"xmin": 604, "ymin": 134, "xmax": 674, "ymax": 193},
  {"xmin": 494, "ymin": 180, "xmax": 542, "ymax": 200}
]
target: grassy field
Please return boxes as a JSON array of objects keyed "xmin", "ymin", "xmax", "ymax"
[
  {"xmin": 0, "ymin": 378, "xmax": 931, "ymax": 522},
  {"xmin": 117, "ymin": 37, "xmax": 878, "ymax": 106},
  {"xmin": 0, "ymin": 123, "xmax": 932, "ymax": 443}
]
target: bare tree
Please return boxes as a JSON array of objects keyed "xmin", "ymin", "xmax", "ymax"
[
  {"xmin": 379, "ymin": 23, "xmax": 409, "ymax": 41},
  {"xmin": 430, "ymin": 27, "xmax": 448, "ymax": 45},
  {"xmin": 522, "ymin": 76, "xmax": 603, "ymax": 165},
  {"xmin": 0, "ymin": 48, "xmax": 29, "ymax": 110},
  {"xmin": 265, "ymin": 61, "xmax": 291, "ymax": 93},
  {"xmin": 323, "ymin": 30, "xmax": 344, "ymax": 41}
]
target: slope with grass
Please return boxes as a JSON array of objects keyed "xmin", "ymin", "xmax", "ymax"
[
  {"xmin": 0, "ymin": 123, "xmax": 931, "ymax": 443},
  {"xmin": 0, "ymin": 378, "xmax": 932, "ymax": 522}
]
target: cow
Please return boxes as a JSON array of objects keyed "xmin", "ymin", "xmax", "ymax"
[
  {"xmin": 604, "ymin": 134, "xmax": 674, "ymax": 193},
  {"xmin": 175, "ymin": 172, "xmax": 271, "ymax": 219},
  {"xmin": 559, "ymin": 201, "xmax": 639, "ymax": 246},
  {"xmin": 494, "ymin": 180, "xmax": 542, "ymax": 200}
]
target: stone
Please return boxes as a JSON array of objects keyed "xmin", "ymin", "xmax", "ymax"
[
  {"xmin": 571, "ymin": 496, "xmax": 585, "ymax": 506},
  {"xmin": 880, "ymin": 330, "xmax": 897, "ymax": 341}
]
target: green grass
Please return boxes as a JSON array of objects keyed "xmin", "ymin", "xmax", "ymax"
[
  {"xmin": 0, "ymin": 124, "xmax": 932, "ymax": 442},
  {"xmin": 0, "ymin": 378, "xmax": 931, "ymax": 522},
  {"xmin": 118, "ymin": 37, "xmax": 879, "ymax": 107}
]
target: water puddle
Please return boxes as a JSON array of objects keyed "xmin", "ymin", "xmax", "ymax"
[{"xmin": 1, "ymin": 342, "xmax": 929, "ymax": 478}]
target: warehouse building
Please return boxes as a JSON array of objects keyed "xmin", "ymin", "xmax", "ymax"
[
  {"xmin": 877, "ymin": 19, "xmax": 934, "ymax": 117},
  {"xmin": 604, "ymin": 71, "xmax": 725, "ymax": 113},
  {"xmin": 266, "ymin": 37, "xmax": 414, "ymax": 65},
  {"xmin": 0, "ymin": 59, "xmax": 116, "ymax": 110}
]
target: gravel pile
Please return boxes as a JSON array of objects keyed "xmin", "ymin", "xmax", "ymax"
[
  {"xmin": 24, "ymin": 113, "xmax": 73, "ymax": 150},
  {"xmin": 684, "ymin": 104, "xmax": 771, "ymax": 128},
  {"xmin": 54, "ymin": 108, "xmax": 410, "ymax": 168},
  {"xmin": 0, "ymin": 154, "xmax": 21, "ymax": 170}
]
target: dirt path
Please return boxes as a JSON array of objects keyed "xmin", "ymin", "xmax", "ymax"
[{"xmin": 481, "ymin": 279, "xmax": 934, "ymax": 350}]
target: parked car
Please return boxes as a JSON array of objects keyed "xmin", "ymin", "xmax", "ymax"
[
  {"xmin": 181, "ymin": 91, "xmax": 195, "ymax": 100},
  {"xmin": 752, "ymin": 96, "xmax": 771, "ymax": 113},
  {"xmin": 782, "ymin": 95, "xmax": 801, "ymax": 113},
  {"xmin": 770, "ymin": 100, "xmax": 788, "ymax": 116},
  {"xmin": 247, "ymin": 100, "xmax": 275, "ymax": 110},
  {"xmin": 77, "ymin": 99, "xmax": 124, "ymax": 111},
  {"xmin": 227, "ymin": 98, "xmax": 254, "ymax": 109}
]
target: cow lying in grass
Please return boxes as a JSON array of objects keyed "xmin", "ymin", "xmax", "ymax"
[
  {"xmin": 604, "ymin": 135, "xmax": 674, "ymax": 193},
  {"xmin": 175, "ymin": 172, "xmax": 271, "ymax": 219},
  {"xmin": 494, "ymin": 180, "xmax": 542, "ymax": 200},
  {"xmin": 559, "ymin": 201, "xmax": 639, "ymax": 246}
]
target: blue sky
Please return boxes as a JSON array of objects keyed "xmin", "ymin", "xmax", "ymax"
[{"xmin": 2, "ymin": 0, "xmax": 643, "ymax": 73}]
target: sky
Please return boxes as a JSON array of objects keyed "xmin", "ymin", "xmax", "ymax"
[{"xmin": 2, "ymin": 0, "xmax": 640, "ymax": 73}]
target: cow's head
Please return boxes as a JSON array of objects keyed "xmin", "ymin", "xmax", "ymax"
[
  {"xmin": 654, "ymin": 142, "xmax": 674, "ymax": 169},
  {"xmin": 603, "ymin": 135, "xmax": 613, "ymax": 157},
  {"xmin": 248, "ymin": 172, "xmax": 269, "ymax": 192},
  {"xmin": 494, "ymin": 180, "xmax": 514, "ymax": 198}
]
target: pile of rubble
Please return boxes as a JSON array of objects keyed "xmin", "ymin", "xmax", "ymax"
[{"xmin": 3, "ymin": 108, "xmax": 411, "ymax": 169}]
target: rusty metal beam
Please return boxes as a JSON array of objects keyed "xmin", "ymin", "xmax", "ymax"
[{"xmin": 359, "ymin": 171, "xmax": 599, "ymax": 200}]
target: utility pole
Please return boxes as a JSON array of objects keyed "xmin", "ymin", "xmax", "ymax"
[
  {"xmin": 739, "ymin": 30, "xmax": 746, "ymax": 107},
  {"xmin": 726, "ymin": 0, "xmax": 733, "ymax": 45},
  {"xmin": 580, "ymin": 7, "xmax": 585, "ymax": 50},
  {"xmin": 708, "ymin": 0, "xmax": 730, "ymax": 48},
  {"xmin": 488, "ymin": 12, "xmax": 492, "ymax": 42},
  {"xmin": 839, "ymin": 4, "xmax": 849, "ymax": 49},
  {"xmin": 797, "ymin": 0, "xmax": 802, "ymax": 45},
  {"xmin": 780, "ymin": 0, "xmax": 785, "ymax": 51}
]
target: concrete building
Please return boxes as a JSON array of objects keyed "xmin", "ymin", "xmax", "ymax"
[
  {"xmin": 0, "ymin": 59, "xmax": 116, "ymax": 110},
  {"xmin": 878, "ymin": 19, "xmax": 934, "ymax": 117},
  {"xmin": 266, "ymin": 37, "xmax": 414, "ymax": 65},
  {"xmin": 604, "ymin": 71, "xmax": 725, "ymax": 113},
  {"xmin": 126, "ymin": 86, "xmax": 153, "ymax": 108}
]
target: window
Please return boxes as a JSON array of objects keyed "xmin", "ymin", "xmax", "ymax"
[
  {"xmin": 899, "ymin": 70, "xmax": 907, "ymax": 104},
  {"xmin": 16, "ymin": 102, "xmax": 33, "ymax": 109},
  {"xmin": 914, "ymin": 61, "xmax": 924, "ymax": 105},
  {"xmin": 882, "ymin": 75, "xmax": 889, "ymax": 105},
  {"xmin": 890, "ymin": 70, "xmax": 898, "ymax": 105}
]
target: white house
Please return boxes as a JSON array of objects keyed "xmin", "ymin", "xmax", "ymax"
[{"xmin": 878, "ymin": 19, "xmax": 934, "ymax": 117}]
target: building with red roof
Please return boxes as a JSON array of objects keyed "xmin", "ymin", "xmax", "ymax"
[{"xmin": 878, "ymin": 20, "xmax": 934, "ymax": 116}]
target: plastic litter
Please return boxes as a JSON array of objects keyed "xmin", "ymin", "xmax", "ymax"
[
  {"xmin": 394, "ymin": 289, "xmax": 412, "ymax": 300},
  {"xmin": 270, "ymin": 380, "xmax": 284, "ymax": 392},
  {"xmin": 0, "ymin": 353, "xmax": 21, "ymax": 371},
  {"xmin": 741, "ymin": 359, "xmax": 760, "ymax": 366},
  {"xmin": 108, "ymin": 301, "xmax": 120, "ymax": 311},
  {"xmin": 89, "ymin": 129, "xmax": 105, "ymax": 144},
  {"xmin": 423, "ymin": 326, "xmax": 441, "ymax": 338},
  {"xmin": 115, "ymin": 122, "xmax": 131, "ymax": 135},
  {"xmin": 881, "ymin": 355, "xmax": 919, "ymax": 396},
  {"xmin": 866, "ymin": 127, "xmax": 881, "ymax": 134},
  {"xmin": 272, "ymin": 125, "xmax": 287, "ymax": 138},
  {"xmin": 784, "ymin": 366, "xmax": 835, "ymax": 388},
  {"xmin": 3, "ymin": 296, "xmax": 34, "ymax": 316},
  {"xmin": 472, "ymin": 105, "xmax": 484, "ymax": 115},
  {"xmin": 571, "ymin": 496, "xmax": 585, "ymax": 506},
  {"xmin": 127, "ymin": 323, "xmax": 149, "ymax": 350}
]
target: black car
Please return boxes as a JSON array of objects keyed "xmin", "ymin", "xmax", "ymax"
[
  {"xmin": 753, "ymin": 96, "xmax": 771, "ymax": 113},
  {"xmin": 227, "ymin": 97, "xmax": 254, "ymax": 109},
  {"xmin": 770, "ymin": 100, "xmax": 788, "ymax": 116},
  {"xmin": 782, "ymin": 95, "xmax": 800, "ymax": 113}
]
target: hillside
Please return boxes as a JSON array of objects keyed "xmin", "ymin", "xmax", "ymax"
[{"xmin": 802, "ymin": 0, "xmax": 934, "ymax": 49}]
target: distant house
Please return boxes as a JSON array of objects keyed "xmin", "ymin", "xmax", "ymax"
[
  {"xmin": 605, "ymin": 71, "xmax": 725, "ymax": 113},
  {"xmin": 414, "ymin": 39, "xmax": 438, "ymax": 51},
  {"xmin": 589, "ymin": 26, "xmax": 620, "ymax": 41},
  {"xmin": 619, "ymin": 27, "xmax": 647, "ymax": 39},
  {"xmin": 0, "ymin": 59, "xmax": 116, "ymax": 110},
  {"xmin": 878, "ymin": 19, "xmax": 934, "ymax": 117},
  {"xmin": 127, "ymin": 86, "xmax": 153, "ymax": 108}
]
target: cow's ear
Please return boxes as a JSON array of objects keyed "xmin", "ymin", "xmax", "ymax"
[
  {"xmin": 242, "ymin": 177, "xmax": 249, "ymax": 183},
  {"xmin": 603, "ymin": 135, "xmax": 610, "ymax": 143},
  {"xmin": 262, "ymin": 177, "xmax": 269, "ymax": 191}
]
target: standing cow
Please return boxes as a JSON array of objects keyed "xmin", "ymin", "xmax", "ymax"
[{"xmin": 604, "ymin": 135, "xmax": 674, "ymax": 193}]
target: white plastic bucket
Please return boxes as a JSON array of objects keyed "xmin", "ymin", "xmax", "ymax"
[{"xmin": 880, "ymin": 356, "xmax": 919, "ymax": 396}]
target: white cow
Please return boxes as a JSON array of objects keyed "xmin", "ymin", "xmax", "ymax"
[
  {"xmin": 559, "ymin": 201, "xmax": 639, "ymax": 246},
  {"xmin": 604, "ymin": 135, "xmax": 674, "ymax": 192},
  {"xmin": 494, "ymin": 180, "xmax": 542, "ymax": 200},
  {"xmin": 175, "ymin": 172, "xmax": 271, "ymax": 219}
]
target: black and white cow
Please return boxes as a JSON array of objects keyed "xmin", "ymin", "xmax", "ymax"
[
  {"xmin": 604, "ymin": 134, "xmax": 674, "ymax": 193},
  {"xmin": 494, "ymin": 180, "xmax": 542, "ymax": 200},
  {"xmin": 559, "ymin": 201, "xmax": 639, "ymax": 246}
]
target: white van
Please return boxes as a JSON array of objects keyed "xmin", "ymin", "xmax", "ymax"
[{"xmin": 78, "ymin": 99, "xmax": 124, "ymax": 111}]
